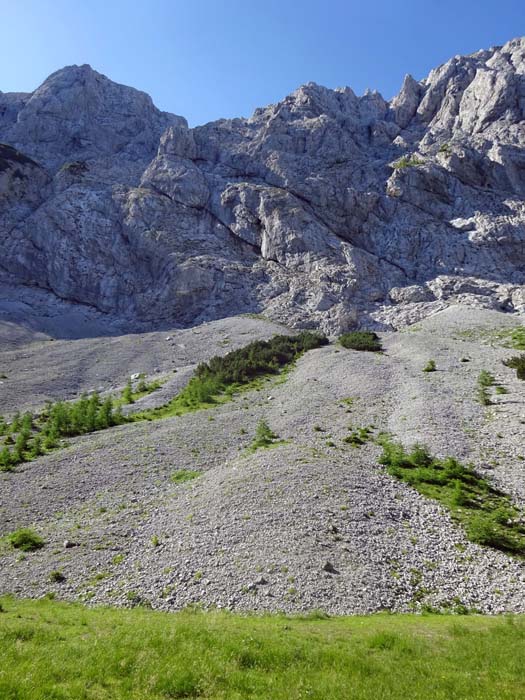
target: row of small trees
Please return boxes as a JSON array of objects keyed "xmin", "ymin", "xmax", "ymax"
[
  {"xmin": 1, "ymin": 372, "xmax": 163, "ymax": 470},
  {"xmin": 0, "ymin": 393, "xmax": 127, "ymax": 470},
  {"xmin": 183, "ymin": 331, "xmax": 328, "ymax": 407}
]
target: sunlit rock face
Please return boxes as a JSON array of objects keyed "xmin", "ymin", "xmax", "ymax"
[{"xmin": 1, "ymin": 39, "xmax": 525, "ymax": 332}]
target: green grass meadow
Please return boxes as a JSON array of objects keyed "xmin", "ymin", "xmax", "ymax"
[{"xmin": 0, "ymin": 598, "xmax": 524, "ymax": 699}]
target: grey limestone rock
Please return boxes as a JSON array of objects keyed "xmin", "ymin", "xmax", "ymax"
[{"xmin": 2, "ymin": 40, "xmax": 525, "ymax": 332}]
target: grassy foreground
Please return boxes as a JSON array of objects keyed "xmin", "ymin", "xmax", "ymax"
[{"xmin": 0, "ymin": 599, "xmax": 524, "ymax": 699}]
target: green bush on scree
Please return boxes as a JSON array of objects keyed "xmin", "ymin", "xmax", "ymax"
[{"xmin": 339, "ymin": 331, "xmax": 381, "ymax": 352}]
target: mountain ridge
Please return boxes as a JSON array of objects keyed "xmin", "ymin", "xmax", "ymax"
[{"xmin": 1, "ymin": 38, "xmax": 525, "ymax": 333}]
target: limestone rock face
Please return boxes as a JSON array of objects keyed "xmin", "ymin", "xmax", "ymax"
[
  {"xmin": 1, "ymin": 65, "xmax": 184, "ymax": 175},
  {"xmin": 1, "ymin": 41, "xmax": 525, "ymax": 332}
]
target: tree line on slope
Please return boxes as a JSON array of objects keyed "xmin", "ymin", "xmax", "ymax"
[{"xmin": 0, "ymin": 332, "xmax": 328, "ymax": 469}]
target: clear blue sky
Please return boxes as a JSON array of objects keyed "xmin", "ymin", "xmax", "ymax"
[{"xmin": 1, "ymin": 1, "xmax": 524, "ymax": 126}]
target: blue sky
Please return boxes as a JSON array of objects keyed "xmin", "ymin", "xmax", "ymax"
[{"xmin": 1, "ymin": 1, "xmax": 524, "ymax": 126}]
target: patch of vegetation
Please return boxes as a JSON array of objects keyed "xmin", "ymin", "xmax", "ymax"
[
  {"xmin": 503, "ymin": 354, "xmax": 525, "ymax": 380},
  {"xmin": 378, "ymin": 437, "xmax": 525, "ymax": 557},
  {"xmin": 171, "ymin": 469, "xmax": 201, "ymax": 484},
  {"xmin": 476, "ymin": 388, "xmax": 491, "ymax": 406},
  {"xmin": 476, "ymin": 370, "xmax": 495, "ymax": 406},
  {"xmin": 492, "ymin": 327, "xmax": 525, "ymax": 350},
  {"xmin": 3, "ymin": 528, "xmax": 44, "ymax": 552},
  {"xmin": 88, "ymin": 572, "xmax": 110, "ymax": 586},
  {"xmin": 343, "ymin": 426, "xmax": 374, "ymax": 447},
  {"xmin": 478, "ymin": 370, "xmax": 495, "ymax": 388},
  {"xmin": 438, "ymin": 143, "xmax": 452, "ymax": 154},
  {"xmin": 49, "ymin": 570, "xmax": 66, "ymax": 583},
  {"xmin": 392, "ymin": 155, "xmax": 425, "ymax": 169},
  {"xmin": 339, "ymin": 331, "xmax": 382, "ymax": 352},
  {"xmin": 119, "ymin": 374, "xmax": 162, "ymax": 406},
  {"xmin": 456, "ymin": 326, "xmax": 525, "ymax": 350},
  {"xmin": 340, "ymin": 397, "xmax": 355, "ymax": 413},
  {"xmin": 137, "ymin": 331, "xmax": 327, "ymax": 419},
  {"xmin": 423, "ymin": 360, "xmax": 436, "ymax": 372},
  {"xmin": 248, "ymin": 420, "xmax": 283, "ymax": 452},
  {"xmin": 0, "ymin": 598, "xmax": 524, "ymax": 699},
  {"xmin": 0, "ymin": 393, "xmax": 129, "ymax": 470}
]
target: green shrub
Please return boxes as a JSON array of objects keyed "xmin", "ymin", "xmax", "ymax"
[
  {"xmin": 423, "ymin": 360, "xmax": 436, "ymax": 372},
  {"xmin": 10, "ymin": 412, "xmax": 21, "ymax": 433},
  {"xmin": 7, "ymin": 528, "xmax": 45, "ymax": 552},
  {"xmin": 478, "ymin": 370, "xmax": 495, "ymax": 387},
  {"xmin": 476, "ymin": 386, "xmax": 492, "ymax": 406},
  {"xmin": 250, "ymin": 420, "xmax": 279, "ymax": 451},
  {"xmin": 343, "ymin": 426, "xmax": 373, "ymax": 447},
  {"xmin": 49, "ymin": 570, "xmax": 66, "ymax": 583},
  {"xmin": 477, "ymin": 371, "xmax": 495, "ymax": 405},
  {"xmin": 122, "ymin": 379, "xmax": 134, "ymax": 404},
  {"xmin": 136, "ymin": 374, "xmax": 147, "ymax": 393},
  {"xmin": 197, "ymin": 331, "xmax": 328, "ymax": 385},
  {"xmin": 42, "ymin": 393, "xmax": 126, "ymax": 439},
  {"xmin": 0, "ymin": 446, "xmax": 13, "ymax": 471},
  {"xmin": 451, "ymin": 480, "xmax": 469, "ymax": 507},
  {"xmin": 477, "ymin": 386, "xmax": 492, "ymax": 406},
  {"xmin": 27, "ymin": 435, "xmax": 43, "ymax": 459},
  {"xmin": 503, "ymin": 354, "xmax": 525, "ymax": 380},
  {"xmin": 392, "ymin": 155, "xmax": 424, "ymax": 169},
  {"xmin": 339, "ymin": 331, "xmax": 381, "ymax": 352}
]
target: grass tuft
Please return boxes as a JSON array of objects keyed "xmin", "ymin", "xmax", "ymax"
[
  {"xmin": 171, "ymin": 470, "xmax": 201, "ymax": 484},
  {"xmin": 422, "ymin": 360, "xmax": 436, "ymax": 372}
]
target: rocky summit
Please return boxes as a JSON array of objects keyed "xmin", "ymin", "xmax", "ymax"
[{"xmin": 1, "ymin": 38, "xmax": 525, "ymax": 333}]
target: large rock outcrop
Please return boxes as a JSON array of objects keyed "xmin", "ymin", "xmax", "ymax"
[{"xmin": 1, "ymin": 39, "xmax": 525, "ymax": 332}]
